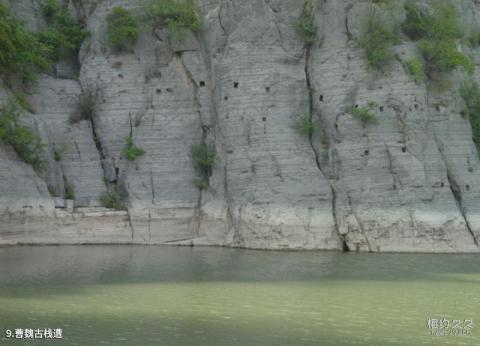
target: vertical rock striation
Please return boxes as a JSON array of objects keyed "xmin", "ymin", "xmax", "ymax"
[{"xmin": 0, "ymin": 0, "xmax": 480, "ymax": 252}]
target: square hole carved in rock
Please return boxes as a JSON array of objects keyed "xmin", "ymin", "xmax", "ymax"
[
  {"xmin": 199, "ymin": 81, "xmax": 205, "ymax": 87},
  {"xmin": 234, "ymin": 82, "xmax": 239, "ymax": 88}
]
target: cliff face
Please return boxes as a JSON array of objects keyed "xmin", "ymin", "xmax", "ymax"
[{"xmin": 1, "ymin": 0, "xmax": 480, "ymax": 252}]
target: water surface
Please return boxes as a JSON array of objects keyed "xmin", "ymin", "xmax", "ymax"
[{"xmin": 0, "ymin": 246, "xmax": 479, "ymax": 345}]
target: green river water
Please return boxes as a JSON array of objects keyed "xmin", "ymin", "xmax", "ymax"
[{"xmin": 0, "ymin": 246, "xmax": 478, "ymax": 346}]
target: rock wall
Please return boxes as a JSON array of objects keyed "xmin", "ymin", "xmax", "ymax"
[{"xmin": 1, "ymin": 0, "xmax": 480, "ymax": 252}]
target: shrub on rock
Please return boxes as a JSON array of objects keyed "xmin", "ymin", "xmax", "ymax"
[
  {"xmin": 147, "ymin": 0, "xmax": 202, "ymax": 43},
  {"xmin": 107, "ymin": 7, "xmax": 139, "ymax": 52},
  {"xmin": 122, "ymin": 136, "xmax": 145, "ymax": 161},
  {"xmin": 0, "ymin": 100, "xmax": 45, "ymax": 172}
]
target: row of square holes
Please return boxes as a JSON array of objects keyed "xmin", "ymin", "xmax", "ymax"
[
  {"xmin": 154, "ymin": 81, "xmax": 208, "ymax": 94},
  {"xmin": 319, "ymin": 95, "xmax": 389, "ymax": 112},
  {"xmin": 153, "ymin": 80, "xmax": 470, "ymax": 191},
  {"xmin": 363, "ymin": 147, "xmax": 408, "ymax": 157},
  {"xmin": 152, "ymin": 81, "xmax": 243, "ymax": 95},
  {"xmin": 206, "ymin": 83, "xmax": 470, "ymax": 191},
  {"xmin": 352, "ymin": 103, "xmax": 385, "ymax": 112},
  {"xmin": 151, "ymin": 81, "xmax": 437, "ymax": 135},
  {"xmin": 150, "ymin": 80, "xmax": 424, "ymax": 117}
]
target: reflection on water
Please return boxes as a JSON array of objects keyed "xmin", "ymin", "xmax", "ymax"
[{"xmin": 0, "ymin": 246, "xmax": 479, "ymax": 345}]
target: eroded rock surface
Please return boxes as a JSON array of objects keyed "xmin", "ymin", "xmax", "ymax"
[{"xmin": 1, "ymin": 0, "xmax": 479, "ymax": 252}]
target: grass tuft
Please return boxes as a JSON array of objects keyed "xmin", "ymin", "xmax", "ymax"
[
  {"xmin": 295, "ymin": 15, "xmax": 317, "ymax": 44},
  {"xmin": 351, "ymin": 106, "xmax": 379, "ymax": 126},
  {"xmin": 405, "ymin": 57, "xmax": 425, "ymax": 83},
  {"xmin": 122, "ymin": 136, "xmax": 145, "ymax": 161},
  {"xmin": 293, "ymin": 114, "xmax": 317, "ymax": 136}
]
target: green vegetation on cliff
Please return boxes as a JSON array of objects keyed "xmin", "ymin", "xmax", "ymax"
[
  {"xmin": 47, "ymin": 185, "xmax": 59, "ymax": 197},
  {"xmin": 0, "ymin": 0, "xmax": 87, "ymax": 83},
  {"xmin": 70, "ymin": 88, "xmax": 97, "ymax": 124},
  {"xmin": 100, "ymin": 189, "xmax": 124, "ymax": 210},
  {"xmin": 405, "ymin": 57, "xmax": 425, "ymax": 83},
  {"xmin": 361, "ymin": 7, "xmax": 398, "ymax": 70},
  {"xmin": 351, "ymin": 106, "xmax": 379, "ymax": 126},
  {"xmin": 293, "ymin": 114, "xmax": 317, "ymax": 136},
  {"xmin": 420, "ymin": 40, "xmax": 474, "ymax": 76},
  {"xmin": 122, "ymin": 136, "xmax": 145, "ymax": 161},
  {"xmin": 468, "ymin": 31, "xmax": 480, "ymax": 48},
  {"xmin": 402, "ymin": 2, "xmax": 474, "ymax": 80},
  {"xmin": 191, "ymin": 142, "xmax": 216, "ymax": 190},
  {"xmin": 107, "ymin": 7, "xmax": 139, "ymax": 52},
  {"xmin": 148, "ymin": 0, "xmax": 202, "ymax": 43},
  {"xmin": 294, "ymin": 0, "xmax": 318, "ymax": 45},
  {"xmin": 39, "ymin": 0, "xmax": 88, "ymax": 61},
  {"xmin": 64, "ymin": 177, "xmax": 75, "ymax": 199},
  {"xmin": 0, "ymin": 3, "xmax": 50, "ymax": 82},
  {"xmin": 0, "ymin": 100, "xmax": 45, "ymax": 172},
  {"xmin": 460, "ymin": 81, "xmax": 480, "ymax": 155},
  {"xmin": 401, "ymin": 2, "xmax": 433, "ymax": 40},
  {"xmin": 295, "ymin": 15, "xmax": 316, "ymax": 44}
]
